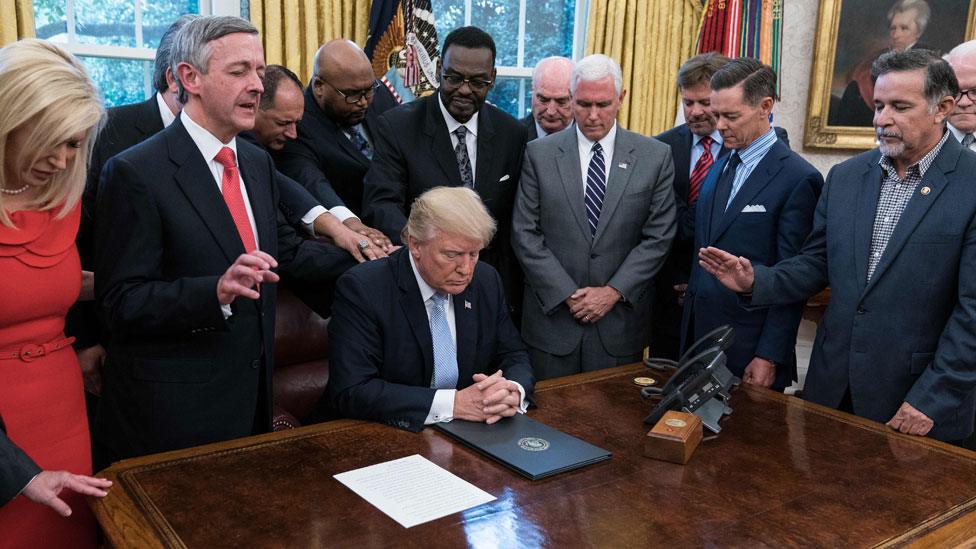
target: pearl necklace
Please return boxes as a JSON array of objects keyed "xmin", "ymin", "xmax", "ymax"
[{"xmin": 0, "ymin": 184, "xmax": 31, "ymax": 195}]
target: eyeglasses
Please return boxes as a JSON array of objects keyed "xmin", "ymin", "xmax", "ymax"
[
  {"xmin": 318, "ymin": 78, "xmax": 378, "ymax": 104},
  {"xmin": 957, "ymin": 88, "xmax": 976, "ymax": 103},
  {"xmin": 440, "ymin": 72, "xmax": 494, "ymax": 92}
]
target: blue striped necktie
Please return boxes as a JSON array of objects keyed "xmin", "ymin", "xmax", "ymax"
[
  {"xmin": 429, "ymin": 293, "xmax": 459, "ymax": 389},
  {"xmin": 584, "ymin": 142, "xmax": 606, "ymax": 235}
]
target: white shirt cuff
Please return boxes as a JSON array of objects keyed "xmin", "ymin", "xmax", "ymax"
[
  {"xmin": 424, "ymin": 389, "xmax": 456, "ymax": 424},
  {"xmin": 220, "ymin": 303, "xmax": 232, "ymax": 319},
  {"xmin": 19, "ymin": 473, "xmax": 40, "ymax": 497},
  {"xmin": 301, "ymin": 205, "xmax": 329, "ymax": 235},
  {"xmin": 511, "ymin": 381, "xmax": 528, "ymax": 414},
  {"xmin": 329, "ymin": 206, "xmax": 357, "ymax": 223}
]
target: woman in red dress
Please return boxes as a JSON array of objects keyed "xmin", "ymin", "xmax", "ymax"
[{"xmin": 0, "ymin": 39, "xmax": 112, "ymax": 547}]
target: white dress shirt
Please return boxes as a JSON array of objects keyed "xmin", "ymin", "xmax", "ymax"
[
  {"xmin": 438, "ymin": 95, "xmax": 479, "ymax": 182},
  {"xmin": 182, "ymin": 110, "xmax": 260, "ymax": 318},
  {"xmin": 409, "ymin": 253, "xmax": 527, "ymax": 424},
  {"xmin": 156, "ymin": 92, "xmax": 177, "ymax": 128},
  {"xmin": 948, "ymin": 122, "xmax": 976, "ymax": 152},
  {"xmin": 576, "ymin": 122, "xmax": 617, "ymax": 194}
]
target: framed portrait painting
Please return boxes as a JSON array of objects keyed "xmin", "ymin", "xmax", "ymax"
[{"xmin": 805, "ymin": 0, "xmax": 976, "ymax": 149}]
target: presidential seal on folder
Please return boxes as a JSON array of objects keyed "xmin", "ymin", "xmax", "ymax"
[{"xmin": 435, "ymin": 413, "xmax": 611, "ymax": 480}]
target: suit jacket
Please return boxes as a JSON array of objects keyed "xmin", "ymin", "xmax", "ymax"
[
  {"xmin": 520, "ymin": 114, "xmax": 539, "ymax": 142},
  {"xmin": 512, "ymin": 125, "xmax": 677, "ymax": 357},
  {"xmin": 327, "ymin": 248, "xmax": 534, "ymax": 432},
  {"xmin": 238, "ymin": 131, "xmax": 322, "ymax": 227},
  {"xmin": 681, "ymin": 139, "xmax": 822, "ymax": 389},
  {"xmin": 362, "ymin": 93, "xmax": 528, "ymax": 304},
  {"xmin": 749, "ymin": 136, "xmax": 976, "ymax": 441},
  {"xmin": 275, "ymin": 83, "xmax": 398, "ymax": 214},
  {"xmin": 0, "ymin": 415, "xmax": 40, "ymax": 507},
  {"xmin": 69, "ymin": 96, "xmax": 167, "ymax": 350},
  {"xmin": 649, "ymin": 125, "xmax": 791, "ymax": 359},
  {"xmin": 93, "ymin": 117, "xmax": 357, "ymax": 461}
]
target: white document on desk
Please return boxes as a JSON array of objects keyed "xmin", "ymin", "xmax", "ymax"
[{"xmin": 333, "ymin": 454, "xmax": 496, "ymax": 528}]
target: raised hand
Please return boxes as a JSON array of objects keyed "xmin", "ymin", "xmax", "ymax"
[
  {"xmin": 698, "ymin": 246, "xmax": 755, "ymax": 293},
  {"xmin": 216, "ymin": 250, "xmax": 280, "ymax": 305}
]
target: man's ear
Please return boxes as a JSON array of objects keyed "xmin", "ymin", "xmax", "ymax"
[
  {"xmin": 175, "ymin": 62, "xmax": 199, "ymax": 97},
  {"xmin": 934, "ymin": 95, "xmax": 956, "ymax": 124}
]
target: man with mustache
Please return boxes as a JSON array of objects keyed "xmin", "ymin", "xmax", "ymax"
[
  {"xmin": 521, "ymin": 56, "xmax": 574, "ymax": 141},
  {"xmin": 699, "ymin": 49, "xmax": 976, "ymax": 446}
]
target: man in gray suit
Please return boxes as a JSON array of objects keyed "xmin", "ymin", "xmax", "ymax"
[
  {"xmin": 512, "ymin": 54, "xmax": 677, "ymax": 379},
  {"xmin": 700, "ymin": 49, "xmax": 976, "ymax": 445}
]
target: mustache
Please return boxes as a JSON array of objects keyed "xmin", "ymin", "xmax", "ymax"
[
  {"xmin": 876, "ymin": 129, "xmax": 902, "ymax": 140},
  {"xmin": 687, "ymin": 114, "xmax": 713, "ymax": 122}
]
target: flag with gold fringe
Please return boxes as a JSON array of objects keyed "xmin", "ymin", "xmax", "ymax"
[
  {"xmin": 696, "ymin": 0, "xmax": 783, "ymax": 91},
  {"xmin": 365, "ymin": 0, "xmax": 440, "ymax": 104}
]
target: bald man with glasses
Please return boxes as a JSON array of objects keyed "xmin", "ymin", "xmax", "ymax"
[{"xmin": 363, "ymin": 26, "xmax": 529, "ymax": 319}]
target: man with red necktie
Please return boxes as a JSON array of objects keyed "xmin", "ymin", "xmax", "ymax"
[{"xmin": 93, "ymin": 16, "xmax": 356, "ymax": 465}]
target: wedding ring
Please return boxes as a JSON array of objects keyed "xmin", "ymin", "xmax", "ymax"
[{"xmin": 357, "ymin": 239, "xmax": 370, "ymax": 250}]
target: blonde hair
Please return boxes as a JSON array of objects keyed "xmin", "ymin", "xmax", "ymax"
[
  {"xmin": 0, "ymin": 39, "xmax": 104, "ymax": 227},
  {"xmin": 402, "ymin": 186, "xmax": 496, "ymax": 247}
]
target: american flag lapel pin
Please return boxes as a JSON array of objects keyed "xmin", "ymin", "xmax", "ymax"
[{"xmin": 464, "ymin": 300, "xmax": 472, "ymax": 309}]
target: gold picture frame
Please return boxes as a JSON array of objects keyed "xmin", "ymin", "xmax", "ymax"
[{"xmin": 805, "ymin": 0, "xmax": 976, "ymax": 150}]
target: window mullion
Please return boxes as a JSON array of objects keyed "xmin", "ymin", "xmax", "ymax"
[
  {"xmin": 134, "ymin": 0, "xmax": 143, "ymax": 47},
  {"xmin": 516, "ymin": 0, "xmax": 526, "ymax": 68}
]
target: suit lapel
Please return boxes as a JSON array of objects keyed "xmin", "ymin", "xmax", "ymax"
[
  {"xmin": 395, "ymin": 251, "xmax": 436, "ymax": 382},
  {"xmin": 593, "ymin": 128, "xmax": 637, "ymax": 244},
  {"xmin": 554, "ymin": 129, "xmax": 590, "ymax": 239},
  {"xmin": 236, "ymin": 141, "xmax": 276, "ymax": 254},
  {"xmin": 453, "ymin": 285, "xmax": 477, "ymax": 381},
  {"xmin": 423, "ymin": 95, "xmax": 464, "ymax": 187},
  {"xmin": 853, "ymin": 153, "xmax": 882, "ymax": 294},
  {"xmin": 167, "ymin": 120, "xmax": 244, "ymax": 263},
  {"xmin": 710, "ymin": 142, "xmax": 787, "ymax": 243},
  {"xmin": 864, "ymin": 142, "xmax": 959, "ymax": 294},
  {"xmin": 474, "ymin": 108, "xmax": 496, "ymax": 193}
]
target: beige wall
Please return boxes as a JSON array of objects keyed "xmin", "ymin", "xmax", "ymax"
[{"xmin": 776, "ymin": 0, "xmax": 862, "ymax": 175}]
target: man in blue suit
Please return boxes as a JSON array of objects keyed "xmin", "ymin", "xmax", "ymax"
[
  {"xmin": 329, "ymin": 187, "xmax": 534, "ymax": 431},
  {"xmin": 681, "ymin": 58, "xmax": 823, "ymax": 391},
  {"xmin": 700, "ymin": 49, "xmax": 976, "ymax": 444}
]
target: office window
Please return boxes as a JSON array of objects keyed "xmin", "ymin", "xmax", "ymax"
[
  {"xmin": 432, "ymin": 0, "xmax": 586, "ymax": 118},
  {"xmin": 32, "ymin": 1, "xmax": 239, "ymax": 107}
]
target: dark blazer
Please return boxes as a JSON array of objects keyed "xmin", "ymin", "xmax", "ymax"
[
  {"xmin": 70, "ymin": 96, "xmax": 167, "ymax": 350},
  {"xmin": 238, "ymin": 131, "xmax": 322, "ymax": 227},
  {"xmin": 328, "ymin": 248, "xmax": 534, "ymax": 432},
  {"xmin": 749, "ymin": 136, "xmax": 976, "ymax": 441},
  {"xmin": 520, "ymin": 114, "xmax": 539, "ymax": 142},
  {"xmin": 650, "ymin": 124, "xmax": 790, "ymax": 359},
  {"xmin": 275, "ymin": 83, "xmax": 398, "ymax": 214},
  {"xmin": 362, "ymin": 93, "xmax": 528, "ymax": 304},
  {"xmin": 93, "ymin": 117, "xmax": 357, "ymax": 461},
  {"xmin": 681, "ymin": 138, "xmax": 822, "ymax": 390},
  {"xmin": 0, "ymin": 415, "xmax": 40, "ymax": 506}
]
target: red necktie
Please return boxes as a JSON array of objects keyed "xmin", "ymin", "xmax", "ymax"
[
  {"xmin": 214, "ymin": 147, "xmax": 257, "ymax": 252},
  {"xmin": 687, "ymin": 136, "xmax": 714, "ymax": 205}
]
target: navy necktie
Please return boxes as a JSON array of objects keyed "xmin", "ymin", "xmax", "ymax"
[
  {"xmin": 584, "ymin": 142, "xmax": 606, "ymax": 235},
  {"xmin": 713, "ymin": 152, "xmax": 742, "ymax": 214},
  {"xmin": 348, "ymin": 124, "xmax": 372, "ymax": 160}
]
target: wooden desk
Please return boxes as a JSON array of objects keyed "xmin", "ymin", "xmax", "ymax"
[{"xmin": 91, "ymin": 364, "xmax": 976, "ymax": 548}]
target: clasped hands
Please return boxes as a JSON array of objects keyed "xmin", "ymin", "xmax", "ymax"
[
  {"xmin": 454, "ymin": 371, "xmax": 522, "ymax": 424},
  {"xmin": 566, "ymin": 286, "xmax": 621, "ymax": 324}
]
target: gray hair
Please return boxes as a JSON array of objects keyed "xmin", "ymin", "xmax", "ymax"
[
  {"xmin": 171, "ymin": 15, "xmax": 258, "ymax": 104},
  {"xmin": 402, "ymin": 187, "xmax": 497, "ymax": 247},
  {"xmin": 571, "ymin": 54, "xmax": 622, "ymax": 95},
  {"xmin": 872, "ymin": 48, "xmax": 958, "ymax": 107},
  {"xmin": 532, "ymin": 56, "xmax": 574, "ymax": 90},
  {"xmin": 152, "ymin": 14, "xmax": 199, "ymax": 94},
  {"xmin": 888, "ymin": 0, "xmax": 931, "ymax": 36}
]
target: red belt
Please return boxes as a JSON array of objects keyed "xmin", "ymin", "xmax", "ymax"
[{"xmin": 0, "ymin": 336, "xmax": 76, "ymax": 363}]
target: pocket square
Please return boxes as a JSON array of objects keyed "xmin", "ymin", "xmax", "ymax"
[
  {"xmin": 742, "ymin": 204, "xmax": 767, "ymax": 213},
  {"xmin": 499, "ymin": 174, "xmax": 511, "ymax": 182}
]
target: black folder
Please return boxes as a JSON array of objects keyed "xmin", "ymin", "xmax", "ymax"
[{"xmin": 435, "ymin": 413, "xmax": 611, "ymax": 480}]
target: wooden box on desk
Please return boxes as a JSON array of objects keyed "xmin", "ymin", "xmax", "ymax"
[{"xmin": 643, "ymin": 411, "xmax": 703, "ymax": 464}]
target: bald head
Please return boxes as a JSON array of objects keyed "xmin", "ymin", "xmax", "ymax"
[
  {"xmin": 531, "ymin": 56, "xmax": 574, "ymax": 134},
  {"xmin": 311, "ymin": 39, "xmax": 377, "ymax": 127},
  {"xmin": 946, "ymin": 41, "xmax": 976, "ymax": 133}
]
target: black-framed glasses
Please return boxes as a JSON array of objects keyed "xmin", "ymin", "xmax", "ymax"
[
  {"xmin": 957, "ymin": 88, "xmax": 976, "ymax": 102},
  {"xmin": 318, "ymin": 77, "xmax": 378, "ymax": 104},
  {"xmin": 440, "ymin": 72, "xmax": 494, "ymax": 91}
]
